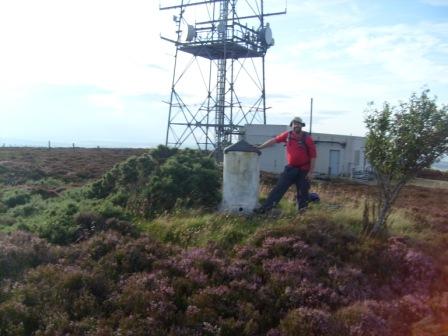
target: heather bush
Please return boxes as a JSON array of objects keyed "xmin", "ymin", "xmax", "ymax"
[
  {"xmin": 74, "ymin": 232, "xmax": 174, "ymax": 280},
  {"xmin": 379, "ymin": 237, "xmax": 437, "ymax": 297},
  {"xmin": 73, "ymin": 212, "xmax": 137, "ymax": 242},
  {"xmin": 0, "ymin": 231, "xmax": 60, "ymax": 280},
  {"xmin": 279, "ymin": 308, "xmax": 338, "ymax": 336},
  {"xmin": 362, "ymin": 296, "xmax": 431, "ymax": 336},
  {"xmin": 327, "ymin": 265, "xmax": 373, "ymax": 304},
  {"xmin": 0, "ymin": 301, "xmax": 38, "ymax": 336},
  {"xmin": 0, "ymin": 216, "xmax": 440, "ymax": 335},
  {"xmin": 111, "ymin": 272, "xmax": 178, "ymax": 329},
  {"xmin": 11, "ymin": 264, "xmax": 109, "ymax": 333},
  {"xmin": 410, "ymin": 292, "xmax": 448, "ymax": 334},
  {"xmin": 335, "ymin": 303, "xmax": 390, "ymax": 336},
  {"xmin": 334, "ymin": 296, "xmax": 431, "ymax": 336}
]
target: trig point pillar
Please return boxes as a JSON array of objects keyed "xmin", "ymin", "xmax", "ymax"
[{"xmin": 220, "ymin": 140, "xmax": 261, "ymax": 214}]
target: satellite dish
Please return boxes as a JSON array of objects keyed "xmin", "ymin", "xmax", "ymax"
[
  {"xmin": 186, "ymin": 24, "xmax": 197, "ymax": 42},
  {"xmin": 217, "ymin": 22, "xmax": 226, "ymax": 34},
  {"xmin": 264, "ymin": 23, "xmax": 273, "ymax": 46}
]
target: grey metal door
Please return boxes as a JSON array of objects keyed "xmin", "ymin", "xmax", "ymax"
[{"xmin": 329, "ymin": 150, "xmax": 340, "ymax": 176}]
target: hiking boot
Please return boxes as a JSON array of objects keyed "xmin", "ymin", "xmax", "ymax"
[
  {"xmin": 254, "ymin": 205, "xmax": 274, "ymax": 214},
  {"xmin": 253, "ymin": 206, "xmax": 267, "ymax": 214},
  {"xmin": 298, "ymin": 207, "xmax": 308, "ymax": 214}
]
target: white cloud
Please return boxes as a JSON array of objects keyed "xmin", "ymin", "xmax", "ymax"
[
  {"xmin": 0, "ymin": 0, "xmax": 172, "ymax": 95},
  {"xmin": 281, "ymin": 21, "xmax": 448, "ymax": 85},
  {"xmin": 346, "ymin": 24, "xmax": 448, "ymax": 83}
]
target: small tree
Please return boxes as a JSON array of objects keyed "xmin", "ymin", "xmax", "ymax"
[{"xmin": 365, "ymin": 89, "xmax": 448, "ymax": 233}]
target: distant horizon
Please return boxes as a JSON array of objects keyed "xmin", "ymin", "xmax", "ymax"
[
  {"xmin": 0, "ymin": 137, "xmax": 159, "ymax": 149},
  {"xmin": 2, "ymin": 137, "xmax": 447, "ymax": 172}
]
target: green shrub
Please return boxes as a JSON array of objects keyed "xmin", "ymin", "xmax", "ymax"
[
  {"xmin": 97, "ymin": 200, "xmax": 129, "ymax": 220},
  {"xmin": 149, "ymin": 145, "xmax": 179, "ymax": 163},
  {"xmin": 37, "ymin": 201, "xmax": 80, "ymax": 244},
  {"xmin": 144, "ymin": 149, "xmax": 221, "ymax": 215},
  {"xmin": 0, "ymin": 164, "xmax": 8, "ymax": 175},
  {"xmin": 86, "ymin": 153, "xmax": 155, "ymax": 201},
  {"xmin": 1, "ymin": 189, "xmax": 32, "ymax": 208},
  {"xmin": 0, "ymin": 215, "xmax": 16, "ymax": 228},
  {"xmin": 29, "ymin": 177, "xmax": 64, "ymax": 189},
  {"xmin": 108, "ymin": 188, "xmax": 129, "ymax": 207},
  {"xmin": 119, "ymin": 156, "xmax": 139, "ymax": 184},
  {"xmin": 86, "ymin": 147, "xmax": 221, "ymax": 218},
  {"xmin": 10, "ymin": 203, "xmax": 39, "ymax": 218},
  {"xmin": 88, "ymin": 168, "xmax": 119, "ymax": 199}
]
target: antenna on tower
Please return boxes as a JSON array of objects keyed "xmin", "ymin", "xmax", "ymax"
[{"xmin": 160, "ymin": 0, "xmax": 286, "ymax": 159}]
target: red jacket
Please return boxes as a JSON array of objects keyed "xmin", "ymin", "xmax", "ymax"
[{"xmin": 275, "ymin": 131, "xmax": 317, "ymax": 170}]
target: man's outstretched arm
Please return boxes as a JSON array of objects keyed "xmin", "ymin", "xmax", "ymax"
[{"xmin": 257, "ymin": 138, "xmax": 277, "ymax": 150}]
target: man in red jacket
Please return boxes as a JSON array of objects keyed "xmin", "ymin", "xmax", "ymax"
[{"xmin": 255, "ymin": 116, "xmax": 317, "ymax": 213}]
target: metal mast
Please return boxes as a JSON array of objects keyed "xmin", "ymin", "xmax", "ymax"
[
  {"xmin": 215, "ymin": 0, "xmax": 229, "ymax": 155},
  {"xmin": 160, "ymin": 0, "xmax": 285, "ymax": 157}
]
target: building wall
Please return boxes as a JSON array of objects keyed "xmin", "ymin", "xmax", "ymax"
[
  {"xmin": 243, "ymin": 124, "xmax": 367, "ymax": 177},
  {"xmin": 243, "ymin": 124, "xmax": 288, "ymax": 173}
]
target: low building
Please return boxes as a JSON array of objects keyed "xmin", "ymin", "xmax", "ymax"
[{"xmin": 243, "ymin": 124, "xmax": 370, "ymax": 178}]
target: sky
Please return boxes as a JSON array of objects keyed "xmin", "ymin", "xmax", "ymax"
[{"xmin": 0, "ymin": 0, "xmax": 447, "ymax": 148}]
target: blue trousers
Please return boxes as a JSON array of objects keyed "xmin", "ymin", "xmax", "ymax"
[{"xmin": 263, "ymin": 165, "xmax": 310, "ymax": 210}]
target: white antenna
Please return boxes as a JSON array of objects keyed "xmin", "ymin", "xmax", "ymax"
[
  {"xmin": 264, "ymin": 23, "xmax": 273, "ymax": 46},
  {"xmin": 185, "ymin": 24, "xmax": 196, "ymax": 41}
]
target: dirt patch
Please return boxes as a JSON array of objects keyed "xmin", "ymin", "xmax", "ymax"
[
  {"xmin": 409, "ymin": 177, "xmax": 448, "ymax": 189},
  {"xmin": 0, "ymin": 147, "xmax": 145, "ymax": 186},
  {"xmin": 309, "ymin": 180, "xmax": 448, "ymax": 228},
  {"xmin": 417, "ymin": 168, "xmax": 448, "ymax": 181}
]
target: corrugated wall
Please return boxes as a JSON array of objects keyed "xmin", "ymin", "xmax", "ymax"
[{"xmin": 244, "ymin": 124, "xmax": 367, "ymax": 177}]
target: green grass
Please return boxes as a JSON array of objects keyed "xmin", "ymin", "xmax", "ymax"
[
  {"xmin": 136, "ymin": 194, "xmax": 424, "ymax": 252},
  {"xmin": 387, "ymin": 209, "xmax": 420, "ymax": 235},
  {"xmin": 138, "ymin": 209, "xmax": 284, "ymax": 249},
  {"xmin": 138, "ymin": 200, "xmax": 348, "ymax": 250}
]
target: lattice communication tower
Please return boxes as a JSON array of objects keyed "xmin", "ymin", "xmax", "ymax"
[{"xmin": 160, "ymin": 0, "xmax": 285, "ymax": 156}]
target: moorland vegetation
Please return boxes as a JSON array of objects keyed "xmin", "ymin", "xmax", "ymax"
[{"xmin": 0, "ymin": 145, "xmax": 447, "ymax": 335}]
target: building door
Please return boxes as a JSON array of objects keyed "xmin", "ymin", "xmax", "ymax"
[{"xmin": 329, "ymin": 150, "xmax": 340, "ymax": 176}]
